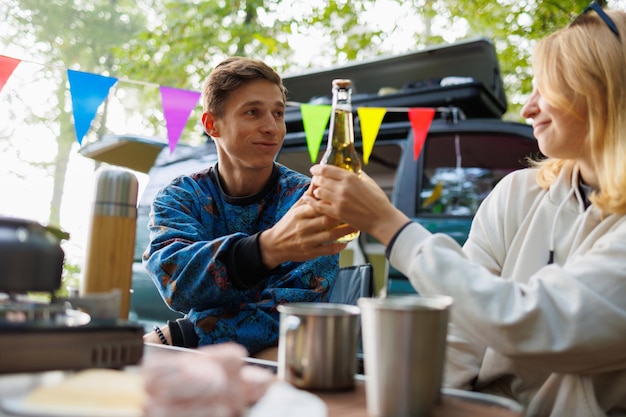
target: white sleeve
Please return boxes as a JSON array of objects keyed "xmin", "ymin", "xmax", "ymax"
[
  {"xmin": 442, "ymin": 323, "xmax": 485, "ymax": 389},
  {"xmin": 387, "ymin": 175, "xmax": 626, "ymax": 374}
]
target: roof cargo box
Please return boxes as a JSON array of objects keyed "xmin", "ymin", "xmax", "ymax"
[{"xmin": 281, "ymin": 37, "xmax": 507, "ymax": 135}]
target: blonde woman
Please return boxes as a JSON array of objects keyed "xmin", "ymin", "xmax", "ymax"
[{"xmin": 305, "ymin": 2, "xmax": 626, "ymax": 416}]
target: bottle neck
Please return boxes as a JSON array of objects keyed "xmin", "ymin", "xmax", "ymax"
[
  {"xmin": 328, "ymin": 86, "xmax": 354, "ymax": 146},
  {"xmin": 320, "ymin": 81, "xmax": 361, "ymax": 175},
  {"xmin": 333, "ymin": 86, "xmax": 351, "ymax": 109}
]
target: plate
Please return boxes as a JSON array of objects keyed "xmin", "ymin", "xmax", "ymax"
[
  {"xmin": 0, "ymin": 369, "xmax": 144, "ymax": 417},
  {"xmin": 1, "ymin": 397, "xmax": 141, "ymax": 417},
  {"xmin": 249, "ymin": 381, "xmax": 327, "ymax": 417}
]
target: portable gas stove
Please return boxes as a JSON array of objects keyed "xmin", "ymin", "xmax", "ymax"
[
  {"xmin": 0, "ymin": 216, "xmax": 144, "ymax": 375},
  {"xmin": 0, "ymin": 292, "xmax": 144, "ymax": 374}
]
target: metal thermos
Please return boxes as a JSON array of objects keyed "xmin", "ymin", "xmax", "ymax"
[{"xmin": 80, "ymin": 167, "xmax": 138, "ymax": 319}]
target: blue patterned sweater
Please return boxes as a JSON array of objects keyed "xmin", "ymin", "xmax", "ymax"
[{"xmin": 143, "ymin": 163, "xmax": 339, "ymax": 353}]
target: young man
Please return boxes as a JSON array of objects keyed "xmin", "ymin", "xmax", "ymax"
[{"xmin": 144, "ymin": 57, "xmax": 354, "ymax": 354}]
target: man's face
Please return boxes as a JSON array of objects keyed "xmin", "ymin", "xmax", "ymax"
[{"xmin": 204, "ymin": 79, "xmax": 286, "ymax": 172}]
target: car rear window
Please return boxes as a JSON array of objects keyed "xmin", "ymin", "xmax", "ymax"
[{"xmin": 419, "ymin": 131, "xmax": 536, "ymax": 217}]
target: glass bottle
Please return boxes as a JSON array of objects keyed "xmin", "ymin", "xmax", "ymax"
[{"xmin": 320, "ymin": 78, "xmax": 362, "ymax": 243}]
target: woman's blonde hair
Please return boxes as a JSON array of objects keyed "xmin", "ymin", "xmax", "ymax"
[{"xmin": 531, "ymin": 8, "xmax": 626, "ymax": 214}]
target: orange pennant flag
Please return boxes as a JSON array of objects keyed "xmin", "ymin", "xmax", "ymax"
[
  {"xmin": 357, "ymin": 107, "xmax": 387, "ymax": 165},
  {"xmin": 408, "ymin": 108, "xmax": 435, "ymax": 160},
  {"xmin": 0, "ymin": 55, "xmax": 21, "ymax": 94}
]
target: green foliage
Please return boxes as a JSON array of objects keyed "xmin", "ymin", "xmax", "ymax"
[
  {"xmin": 3, "ymin": 0, "xmax": 623, "ymax": 296},
  {"xmin": 444, "ymin": 0, "xmax": 592, "ymax": 119},
  {"xmin": 1, "ymin": 0, "xmax": 152, "ymax": 282},
  {"xmin": 4, "ymin": 0, "xmax": 620, "ymax": 130},
  {"xmin": 113, "ymin": 0, "xmax": 295, "ymax": 89},
  {"xmin": 57, "ymin": 261, "xmax": 81, "ymax": 297},
  {"xmin": 10, "ymin": 0, "xmax": 146, "ymax": 68},
  {"xmin": 110, "ymin": 0, "xmax": 602, "ymax": 122},
  {"xmin": 307, "ymin": 0, "xmax": 383, "ymax": 62}
]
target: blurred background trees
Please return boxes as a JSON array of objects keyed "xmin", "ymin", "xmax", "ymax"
[{"xmin": 0, "ymin": 0, "xmax": 619, "ymax": 281}]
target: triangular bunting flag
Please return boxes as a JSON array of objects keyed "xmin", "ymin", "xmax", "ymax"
[
  {"xmin": 357, "ymin": 107, "xmax": 387, "ymax": 165},
  {"xmin": 0, "ymin": 55, "xmax": 21, "ymax": 94},
  {"xmin": 408, "ymin": 108, "xmax": 435, "ymax": 160},
  {"xmin": 160, "ymin": 86, "xmax": 201, "ymax": 154},
  {"xmin": 67, "ymin": 69, "xmax": 118, "ymax": 145},
  {"xmin": 300, "ymin": 104, "xmax": 332, "ymax": 163}
]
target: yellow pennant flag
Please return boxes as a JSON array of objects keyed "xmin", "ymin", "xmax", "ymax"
[
  {"xmin": 357, "ymin": 107, "xmax": 387, "ymax": 164},
  {"xmin": 300, "ymin": 104, "xmax": 332, "ymax": 163}
]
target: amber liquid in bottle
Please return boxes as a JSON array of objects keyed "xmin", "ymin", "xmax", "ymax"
[{"xmin": 320, "ymin": 79, "xmax": 362, "ymax": 243}]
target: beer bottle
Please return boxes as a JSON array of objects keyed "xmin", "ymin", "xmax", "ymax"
[{"xmin": 320, "ymin": 79, "xmax": 362, "ymax": 243}]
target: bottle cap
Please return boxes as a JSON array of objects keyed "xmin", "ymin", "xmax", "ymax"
[{"xmin": 332, "ymin": 79, "xmax": 352, "ymax": 88}]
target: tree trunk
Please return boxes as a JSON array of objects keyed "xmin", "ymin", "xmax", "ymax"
[{"xmin": 48, "ymin": 84, "xmax": 75, "ymax": 227}]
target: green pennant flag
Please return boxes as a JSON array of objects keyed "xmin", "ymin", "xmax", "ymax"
[{"xmin": 300, "ymin": 104, "xmax": 332, "ymax": 163}]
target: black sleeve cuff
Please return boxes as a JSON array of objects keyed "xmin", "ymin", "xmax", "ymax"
[
  {"xmin": 167, "ymin": 318, "xmax": 199, "ymax": 348},
  {"xmin": 385, "ymin": 221, "xmax": 414, "ymax": 259},
  {"xmin": 227, "ymin": 232, "xmax": 270, "ymax": 289}
]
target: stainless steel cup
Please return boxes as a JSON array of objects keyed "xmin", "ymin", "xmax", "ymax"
[
  {"xmin": 277, "ymin": 302, "xmax": 360, "ymax": 390},
  {"xmin": 358, "ymin": 295, "xmax": 453, "ymax": 417}
]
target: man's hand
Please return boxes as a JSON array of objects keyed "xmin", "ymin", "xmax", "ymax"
[
  {"xmin": 144, "ymin": 325, "xmax": 172, "ymax": 345},
  {"xmin": 258, "ymin": 192, "xmax": 356, "ymax": 270},
  {"xmin": 305, "ymin": 164, "xmax": 411, "ymax": 246}
]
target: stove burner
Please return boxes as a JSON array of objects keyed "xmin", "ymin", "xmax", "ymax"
[
  {"xmin": 0, "ymin": 292, "xmax": 144, "ymax": 374},
  {"xmin": 0, "ymin": 293, "xmax": 90, "ymax": 327}
]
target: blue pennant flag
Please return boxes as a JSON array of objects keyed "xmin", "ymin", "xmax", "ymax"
[{"xmin": 67, "ymin": 70, "xmax": 118, "ymax": 144}]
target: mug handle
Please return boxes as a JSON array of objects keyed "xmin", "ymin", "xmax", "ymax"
[{"xmin": 284, "ymin": 315, "xmax": 306, "ymax": 381}]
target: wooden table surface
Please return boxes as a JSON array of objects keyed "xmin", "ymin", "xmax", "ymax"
[
  {"xmin": 147, "ymin": 343, "xmax": 523, "ymax": 417},
  {"xmin": 315, "ymin": 381, "xmax": 524, "ymax": 417}
]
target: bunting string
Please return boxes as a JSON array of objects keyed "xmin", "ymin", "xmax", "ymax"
[
  {"xmin": 1, "ymin": 53, "xmax": 438, "ymax": 162},
  {"xmin": 3, "ymin": 55, "xmax": 162, "ymax": 88}
]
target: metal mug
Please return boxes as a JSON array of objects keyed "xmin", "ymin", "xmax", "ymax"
[
  {"xmin": 277, "ymin": 302, "xmax": 360, "ymax": 390},
  {"xmin": 358, "ymin": 295, "xmax": 453, "ymax": 417}
]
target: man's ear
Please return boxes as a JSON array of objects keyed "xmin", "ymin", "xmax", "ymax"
[{"xmin": 202, "ymin": 112, "xmax": 220, "ymax": 138}]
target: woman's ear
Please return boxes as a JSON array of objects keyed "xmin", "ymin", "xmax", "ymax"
[{"xmin": 201, "ymin": 112, "xmax": 219, "ymax": 137}]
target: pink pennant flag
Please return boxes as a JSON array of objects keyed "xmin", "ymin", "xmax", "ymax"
[
  {"xmin": 357, "ymin": 107, "xmax": 387, "ymax": 165},
  {"xmin": 160, "ymin": 86, "xmax": 201, "ymax": 154},
  {"xmin": 0, "ymin": 56, "xmax": 21, "ymax": 94},
  {"xmin": 408, "ymin": 108, "xmax": 435, "ymax": 160}
]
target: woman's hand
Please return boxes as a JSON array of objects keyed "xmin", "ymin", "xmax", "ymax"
[{"xmin": 304, "ymin": 164, "xmax": 411, "ymax": 246}]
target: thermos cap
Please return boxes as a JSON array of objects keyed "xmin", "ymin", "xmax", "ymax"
[{"xmin": 93, "ymin": 167, "xmax": 139, "ymax": 218}]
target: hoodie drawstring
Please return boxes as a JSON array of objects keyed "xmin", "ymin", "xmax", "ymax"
[{"xmin": 547, "ymin": 186, "xmax": 577, "ymax": 264}]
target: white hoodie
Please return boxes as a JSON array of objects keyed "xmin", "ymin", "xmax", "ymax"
[{"xmin": 389, "ymin": 162, "xmax": 626, "ymax": 417}]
